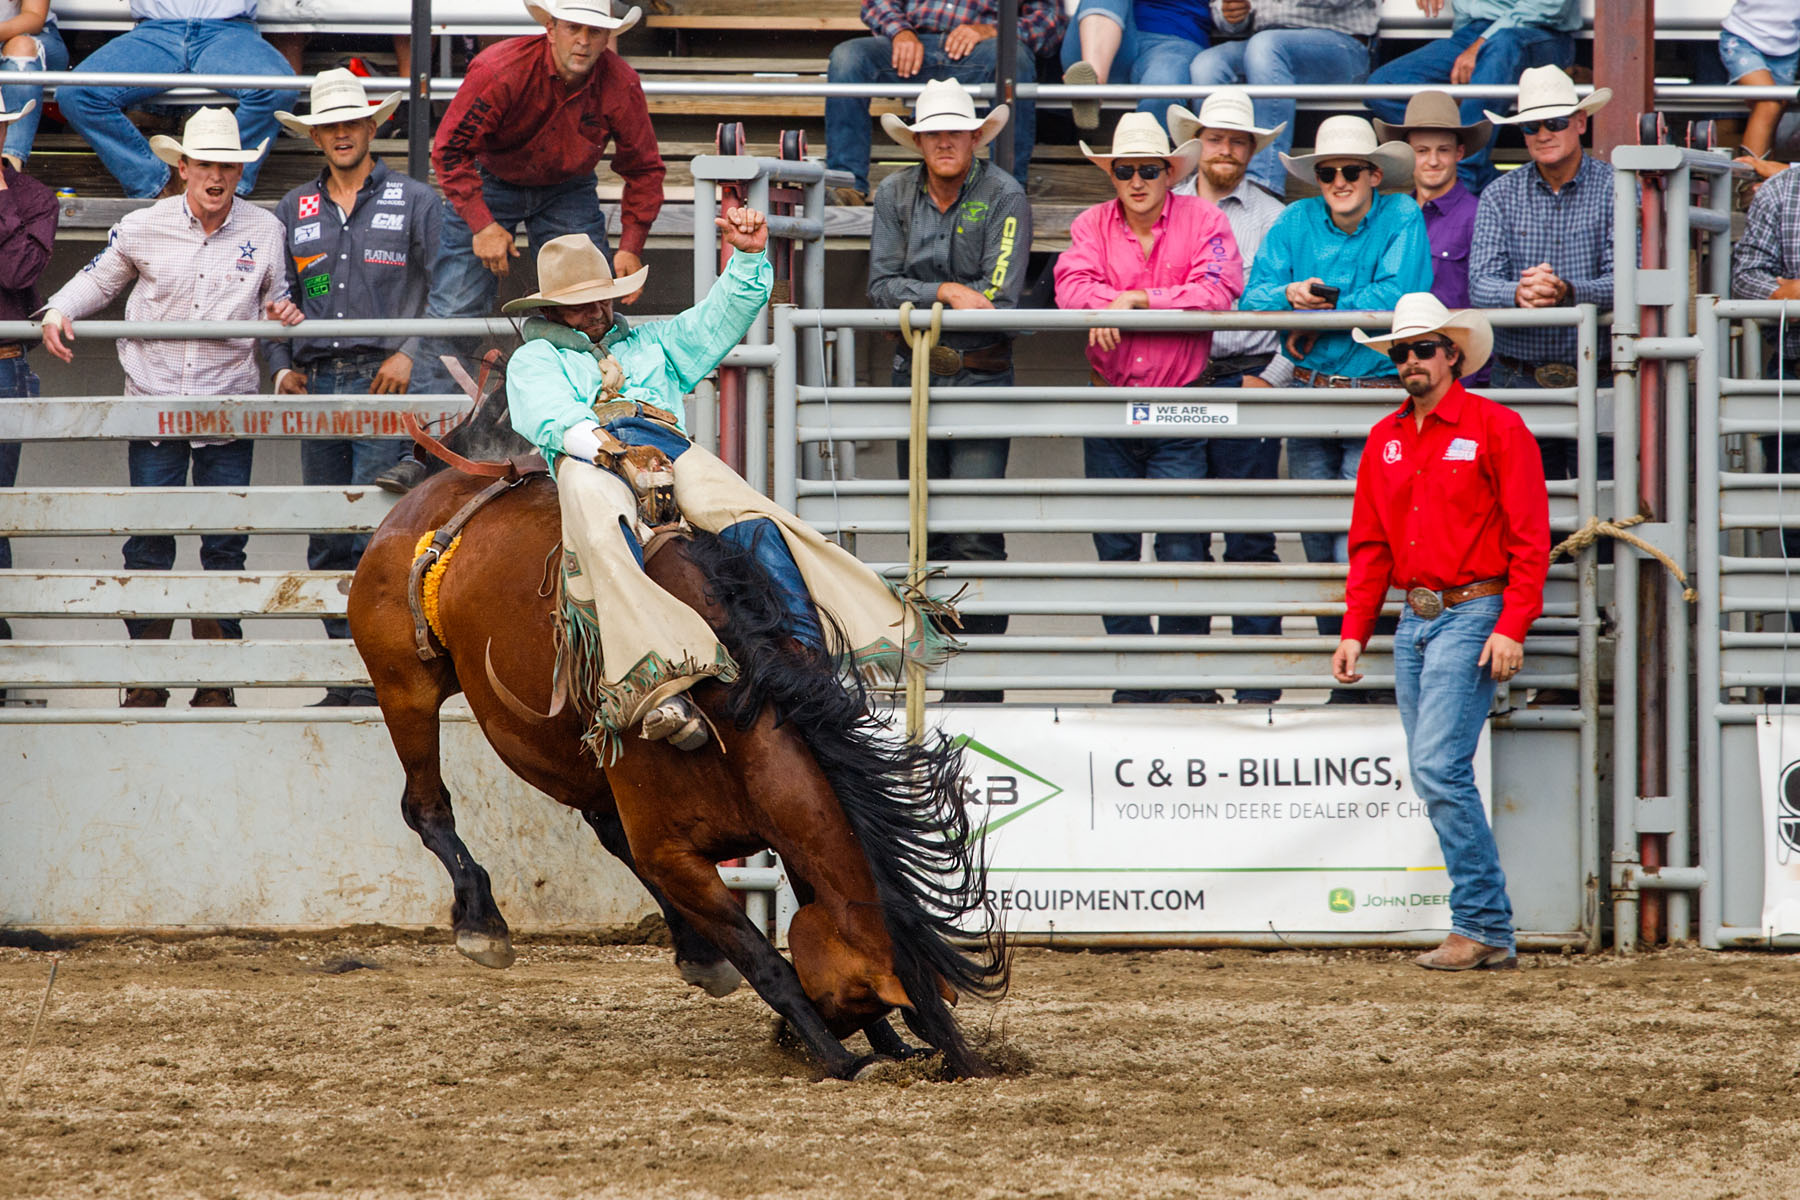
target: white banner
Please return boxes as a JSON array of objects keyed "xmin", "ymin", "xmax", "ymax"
[
  {"xmin": 1753, "ymin": 717, "xmax": 1800, "ymax": 937},
  {"xmin": 945, "ymin": 706, "xmax": 1487, "ymax": 935}
]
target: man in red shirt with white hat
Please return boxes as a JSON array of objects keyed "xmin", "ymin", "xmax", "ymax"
[
  {"xmin": 1330, "ymin": 292, "xmax": 1549, "ymax": 971},
  {"xmin": 394, "ymin": 0, "xmax": 663, "ymax": 486}
]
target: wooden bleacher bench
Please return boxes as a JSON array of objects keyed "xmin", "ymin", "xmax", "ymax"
[{"xmin": 643, "ymin": 0, "xmax": 864, "ymax": 34}]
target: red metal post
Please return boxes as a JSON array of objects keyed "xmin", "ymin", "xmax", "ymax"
[{"xmin": 1590, "ymin": 0, "xmax": 1656, "ymax": 164}]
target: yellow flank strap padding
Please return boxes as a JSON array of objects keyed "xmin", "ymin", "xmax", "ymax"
[{"xmin": 413, "ymin": 530, "xmax": 464, "ymax": 644}]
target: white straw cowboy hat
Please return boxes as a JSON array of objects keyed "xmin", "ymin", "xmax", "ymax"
[
  {"xmin": 1351, "ymin": 292, "xmax": 1494, "ymax": 377},
  {"xmin": 1080, "ymin": 111, "xmax": 1199, "ymax": 183},
  {"xmin": 524, "ymin": 0, "xmax": 641, "ymax": 31},
  {"xmin": 0, "ymin": 92, "xmax": 34, "ymax": 125},
  {"xmin": 275, "ymin": 68, "xmax": 402, "ymax": 138},
  {"xmin": 149, "ymin": 106, "xmax": 268, "ymax": 167},
  {"xmin": 880, "ymin": 78, "xmax": 1011, "ymax": 152},
  {"xmin": 501, "ymin": 233, "xmax": 649, "ymax": 314},
  {"xmin": 1168, "ymin": 88, "xmax": 1286, "ymax": 154},
  {"xmin": 1372, "ymin": 89, "xmax": 1491, "ymax": 155},
  {"xmin": 1484, "ymin": 64, "xmax": 1611, "ymax": 127},
  {"xmin": 1279, "ymin": 114, "xmax": 1413, "ymax": 192}
]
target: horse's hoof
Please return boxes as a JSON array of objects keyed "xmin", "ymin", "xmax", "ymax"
[
  {"xmin": 677, "ymin": 958, "xmax": 743, "ymax": 998},
  {"xmin": 455, "ymin": 931, "xmax": 517, "ymax": 969},
  {"xmin": 849, "ymin": 1054, "xmax": 899, "ymax": 1082}
]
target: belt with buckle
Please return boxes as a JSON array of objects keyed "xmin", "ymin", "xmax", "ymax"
[
  {"xmin": 0, "ymin": 342, "xmax": 23, "ymax": 361},
  {"xmin": 1195, "ymin": 352, "xmax": 1275, "ymax": 387},
  {"xmin": 1495, "ymin": 354, "xmax": 1579, "ymax": 389},
  {"xmin": 1405, "ymin": 577, "xmax": 1507, "ymax": 620},
  {"xmin": 591, "ymin": 399, "xmax": 684, "ymax": 432},
  {"xmin": 1293, "ymin": 366, "xmax": 1400, "ymax": 389},
  {"xmin": 892, "ymin": 335, "xmax": 1012, "ymax": 376}
]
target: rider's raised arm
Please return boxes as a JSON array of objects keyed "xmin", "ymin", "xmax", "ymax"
[{"xmin": 632, "ymin": 247, "xmax": 774, "ymax": 395}]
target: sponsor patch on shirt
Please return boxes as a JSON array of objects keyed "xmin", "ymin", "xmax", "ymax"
[
  {"xmin": 371, "ymin": 212, "xmax": 405, "ymax": 231},
  {"xmin": 1444, "ymin": 437, "xmax": 1479, "ymax": 462},
  {"xmin": 364, "ymin": 248, "xmax": 407, "ymax": 267},
  {"xmin": 1382, "ymin": 439, "xmax": 1403, "ymax": 464},
  {"xmin": 293, "ymin": 252, "xmax": 326, "ymax": 274},
  {"xmin": 1127, "ymin": 401, "xmax": 1238, "ymax": 427},
  {"xmin": 294, "ymin": 222, "xmax": 321, "ymax": 244},
  {"xmin": 304, "ymin": 273, "xmax": 332, "ymax": 298},
  {"xmin": 298, "ymin": 193, "xmax": 321, "ymax": 219},
  {"xmin": 235, "ymin": 240, "xmax": 258, "ymax": 273},
  {"xmin": 379, "ymin": 181, "xmax": 406, "ymax": 205}
]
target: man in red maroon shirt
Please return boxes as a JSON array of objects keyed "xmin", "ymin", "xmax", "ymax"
[
  {"xmin": 1330, "ymin": 292, "xmax": 1549, "ymax": 972},
  {"xmin": 392, "ymin": 0, "xmax": 664, "ymax": 489}
]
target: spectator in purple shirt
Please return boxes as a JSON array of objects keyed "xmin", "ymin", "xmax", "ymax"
[
  {"xmin": 0, "ymin": 90, "xmax": 56, "ymax": 693},
  {"xmin": 1375, "ymin": 90, "xmax": 1488, "ymax": 383}
]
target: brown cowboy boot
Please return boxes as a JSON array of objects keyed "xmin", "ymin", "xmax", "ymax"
[
  {"xmin": 189, "ymin": 618, "xmax": 236, "ymax": 708},
  {"xmin": 122, "ymin": 618, "xmax": 173, "ymax": 707},
  {"xmin": 1414, "ymin": 932, "xmax": 1516, "ymax": 972}
]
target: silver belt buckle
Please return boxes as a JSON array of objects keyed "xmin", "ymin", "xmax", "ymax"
[{"xmin": 1407, "ymin": 587, "xmax": 1444, "ymax": 620}]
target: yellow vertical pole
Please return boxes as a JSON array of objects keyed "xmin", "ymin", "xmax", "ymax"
[{"xmin": 900, "ymin": 301, "xmax": 943, "ymax": 742}]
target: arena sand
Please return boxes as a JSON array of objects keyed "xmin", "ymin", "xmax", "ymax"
[{"xmin": 2, "ymin": 932, "xmax": 1797, "ymax": 1199}]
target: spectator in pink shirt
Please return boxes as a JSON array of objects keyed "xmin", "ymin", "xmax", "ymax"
[{"xmin": 1054, "ymin": 111, "xmax": 1244, "ymax": 703}]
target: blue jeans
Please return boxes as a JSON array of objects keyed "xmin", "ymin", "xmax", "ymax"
[
  {"xmin": 1487, "ymin": 357, "xmax": 1613, "ymax": 483},
  {"xmin": 413, "ymin": 174, "xmax": 611, "ymax": 396},
  {"xmin": 59, "ymin": 19, "xmax": 296, "ymax": 197},
  {"xmin": 1, "ymin": 21, "xmax": 68, "ymax": 165},
  {"xmin": 0, "ymin": 356, "xmax": 31, "ymax": 594},
  {"xmin": 1394, "ymin": 592, "xmax": 1512, "ymax": 952},
  {"xmin": 1190, "ymin": 29, "xmax": 1371, "ymax": 194},
  {"xmin": 1366, "ymin": 22, "xmax": 1575, "ymax": 193},
  {"xmin": 827, "ymin": 35, "xmax": 1036, "ymax": 194},
  {"xmin": 1060, "ymin": 0, "xmax": 1207, "ymax": 132},
  {"xmin": 1286, "ymin": 434, "xmax": 1363, "ymax": 637},
  {"xmin": 124, "ymin": 437, "xmax": 254, "ymax": 639},
  {"xmin": 298, "ymin": 353, "xmax": 407, "ymax": 639}
]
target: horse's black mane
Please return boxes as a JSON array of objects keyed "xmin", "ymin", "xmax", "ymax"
[{"xmin": 680, "ymin": 526, "xmax": 1011, "ymax": 1078}]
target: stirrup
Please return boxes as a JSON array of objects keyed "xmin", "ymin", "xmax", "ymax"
[{"xmin": 640, "ymin": 694, "xmax": 709, "ymax": 751}]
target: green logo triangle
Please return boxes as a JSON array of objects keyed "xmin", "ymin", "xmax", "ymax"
[{"xmin": 953, "ymin": 733, "xmax": 1063, "ymax": 840}]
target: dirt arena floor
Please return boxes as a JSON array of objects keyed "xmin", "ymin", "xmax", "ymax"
[{"xmin": 2, "ymin": 930, "xmax": 1798, "ymax": 1200}]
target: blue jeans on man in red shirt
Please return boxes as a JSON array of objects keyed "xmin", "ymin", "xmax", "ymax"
[{"xmin": 1395, "ymin": 591, "xmax": 1514, "ymax": 952}]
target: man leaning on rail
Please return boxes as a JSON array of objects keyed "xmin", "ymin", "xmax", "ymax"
[
  {"xmin": 1053, "ymin": 111, "xmax": 1247, "ymax": 704},
  {"xmin": 1331, "ymin": 293, "xmax": 1549, "ymax": 971},
  {"xmin": 868, "ymin": 78, "xmax": 1032, "ymax": 704},
  {"xmin": 1729, "ymin": 155, "xmax": 1800, "ymax": 662},
  {"xmin": 502, "ymin": 211, "xmax": 951, "ymax": 760},
  {"xmin": 394, "ymin": 0, "xmax": 664, "ymax": 491},
  {"xmin": 0, "ymin": 87, "xmax": 55, "ymax": 706},
  {"xmin": 268, "ymin": 69, "xmax": 442, "ymax": 707},
  {"xmin": 39, "ymin": 107, "xmax": 304, "ymax": 709}
]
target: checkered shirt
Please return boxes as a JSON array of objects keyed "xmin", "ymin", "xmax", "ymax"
[
  {"xmin": 860, "ymin": 0, "xmax": 1064, "ymax": 56},
  {"xmin": 1468, "ymin": 153, "xmax": 1615, "ymax": 366},
  {"xmin": 1732, "ymin": 165, "xmax": 1800, "ymax": 364},
  {"xmin": 45, "ymin": 195, "xmax": 290, "ymax": 397}
]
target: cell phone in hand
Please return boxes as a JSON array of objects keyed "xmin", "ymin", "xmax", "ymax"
[{"xmin": 1309, "ymin": 283, "xmax": 1340, "ymax": 307}]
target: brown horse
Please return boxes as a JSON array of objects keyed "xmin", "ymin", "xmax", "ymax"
[{"xmin": 347, "ymin": 426, "xmax": 1006, "ymax": 1079}]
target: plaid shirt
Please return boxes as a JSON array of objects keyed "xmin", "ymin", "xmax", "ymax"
[
  {"xmin": 1732, "ymin": 165, "xmax": 1800, "ymax": 364},
  {"xmin": 861, "ymin": 0, "xmax": 1064, "ymax": 56},
  {"xmin": 1210, "ymin": 0, "xmax": 1378, "ymax": 38},
  {"xmin": 1468, "ymin": 153, "xmax": 1614, "ymax": 365},
  {"xmin": 46, "ymin": 196, "xmax": 290, "ymax": 397}
]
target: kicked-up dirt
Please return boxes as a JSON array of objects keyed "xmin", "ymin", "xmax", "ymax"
[{"xmin": 1, "ymin": 931, "xmax": 1797, "ymax": 1199}]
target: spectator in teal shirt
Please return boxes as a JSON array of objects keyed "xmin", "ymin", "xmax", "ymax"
[{"xmin": 1241, "ymin": 115, "xmax": 1430, "ymax": 700}]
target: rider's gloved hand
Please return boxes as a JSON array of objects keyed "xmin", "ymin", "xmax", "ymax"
[{"xmin": 563, "ymin": 420, "xmax": 604, "ymax": 463}]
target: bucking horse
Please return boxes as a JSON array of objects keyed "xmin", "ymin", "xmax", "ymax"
[{"xmin": 347, "ymin": 380, "xmax": 1007, "ymax": 1079}]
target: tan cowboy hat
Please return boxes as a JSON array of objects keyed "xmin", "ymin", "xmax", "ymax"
[
  {"xmin": 1372, "ymin": 89, "xmax": 1491, "ymax": 155},
  {"xmin": 275, "ymin": 67, "xmax": 402, "ymax": 138},
  {"xmin": 0, "ymin": 92, "xmax": 33, "ymax": 126},
  {"xmin": 524, "ymin": 0, "xmax": 641, "ymax": 32},
  {"xmin": 1351, "ymin": 292, "xmax": 1493, "ymax": 376},
  {"xmin": 525, "ymin": 0, "xmax": 640, "ymax": 31},
  {"xmin": 501, "ymin": 233, "xmax": 649, "ymax": 314},
  {"xmin": 1279, "ymin": 114, "xmax": 1413, "ymax": 192},
  {"xmin": 1080, "ymin": 111, "xmax": 1199, "ymax": 183},
  {"xmin": 1168, "ymin": 88, "xmax": 1286, "ymax": 154},
  {"xmin": 1484, "ymin": 64, "xmax": 1611, "ymax": 127},
  {"xmin": 880, "ymin": 78, "xmax": 1010, "ymax": 152},
  {"xmin": 149, "ymin": 106, "xmax": 268, "ymax": 168}
]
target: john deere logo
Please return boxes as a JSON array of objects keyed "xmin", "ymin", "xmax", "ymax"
[{"xmin": 1328, "ymin": 888, "xmax": 1356, "ymax": 913}]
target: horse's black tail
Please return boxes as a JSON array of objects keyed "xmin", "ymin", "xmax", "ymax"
[{"xmin": 680, "ymin": 527, "xmax": 1009, "ymax": 1078}]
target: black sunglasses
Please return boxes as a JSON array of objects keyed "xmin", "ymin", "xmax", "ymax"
[
  {"xmin": 1385, "ymin": 338, "xmax": 1453, "ymax": 365},
  {"xmin": 1313, "ymin": 163, "xmax": 1370, "ymax": 184},
  {"xmin": 1112, "ymin": 162, "xmax": 1167, "ymax": 181},
  {"xmin": 1517, "ymin": 115, "xmax": 1573, "ymax": 136}
]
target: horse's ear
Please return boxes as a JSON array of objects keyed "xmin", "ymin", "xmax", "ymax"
[{"xmin": 873, "ymin": 973, "xmax": 912, "ymax": 1011}]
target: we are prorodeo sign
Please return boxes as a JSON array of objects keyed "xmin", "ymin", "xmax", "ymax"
[
  {"xmin": 1125, "ymin": 400, "xmax": 1238, "ymax": 427},
  {"xmin": 942, "ymin": 706, "xmax": 1487, "ymax": 935}
]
